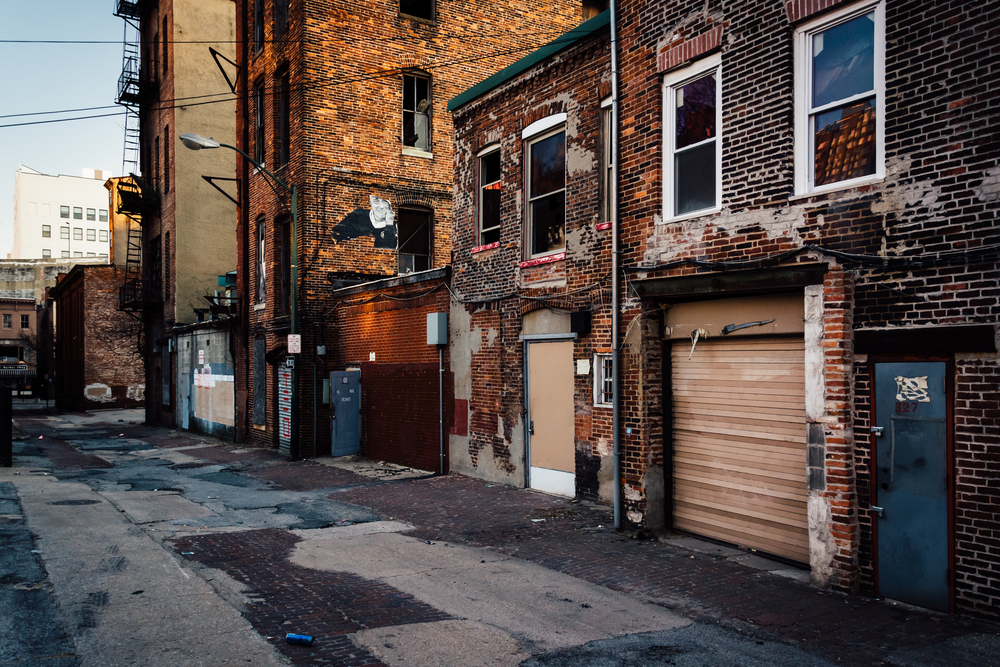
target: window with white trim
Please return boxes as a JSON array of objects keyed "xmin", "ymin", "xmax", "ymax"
[
  {"xmin": 795, "ymin": 1, "xmax": 884, "ymax": 193},
  {"xmin": 42, "ymin": 225, "xmax": 51, "ymax": 238},
  {"xmin": 478, "ymin": 148, "xmax": 501, "ymax": 246},
  {"xmin": 99, "ymin": 230, "xmax": 108, "ymax": 242},
  {"xmin": 663, "ymin": 54, "xmax": 721, "ymax": 219},
  {"xmin": 526, "ymin": 126, "xmax": 566, "ymax": 257},
  {"xmin": 594, "ymin": 353, "xmax": 613, "ymax": 406}
]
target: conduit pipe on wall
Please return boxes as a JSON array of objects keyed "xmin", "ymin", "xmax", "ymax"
[{"xmin": 610, "ymin": 0, "xmax": 622, "ymax": 531}]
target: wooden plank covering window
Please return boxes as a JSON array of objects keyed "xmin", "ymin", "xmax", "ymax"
[{"xmin": 671, "ymin": 336, "xmax": 808, "ymax": 564}]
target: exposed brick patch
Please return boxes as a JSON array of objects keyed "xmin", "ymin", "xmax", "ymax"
[
  {"xmin": 37, "ymin": 440, "xmax": 113, "ymax": 470},
  {"xmin": 656, "ymin": 26, "xmax": 723, "ymax": 72},
  {"xmin": 249, "ymin": 461, "xmax": 373, "ymax": 491},
  {"xmin": 170, "ymin": 529, "xmax": 451, "ymax": 666},
  {"xmin": 785, "ymin": 0, "xmax": 851, "ymax": 23}
]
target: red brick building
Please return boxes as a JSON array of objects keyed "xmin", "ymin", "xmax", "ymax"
[
  {"xmin": 49, "ymin": 266, "xmax": 145, "ymax": 410},
  {"xmin": 233, "ymin": 0, "xmax": 593, "ymax": 457},
  {"xmin": 610, "ymin": 0, "xmax": 999, "ymax": 618},
  {"xmin": 449, "ymin": 14, "xmax": 613, "ymax": 498}
]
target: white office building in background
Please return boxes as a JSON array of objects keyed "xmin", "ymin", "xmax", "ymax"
[{"xmin": 11, "ymin": 165, "xmax": 113, "ymax": 261}]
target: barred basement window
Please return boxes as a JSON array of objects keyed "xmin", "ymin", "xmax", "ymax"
[{"xmin": 594, "ymin": 353, "xmax": 613, "ymax": 406}]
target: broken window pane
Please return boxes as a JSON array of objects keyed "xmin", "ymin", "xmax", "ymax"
[{"xmin": 402, "ymin": 74, "xmax": 431, "ymax": 152}]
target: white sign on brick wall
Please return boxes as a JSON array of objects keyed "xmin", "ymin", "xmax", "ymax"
[{"xmin": 288, "ymin": 334, "xmax": 301, "ymax": 354}]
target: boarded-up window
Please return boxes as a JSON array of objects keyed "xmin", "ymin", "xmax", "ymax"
[{"xmin": 253, "ymin": 337, "xmax": 266, "ymax": 425}]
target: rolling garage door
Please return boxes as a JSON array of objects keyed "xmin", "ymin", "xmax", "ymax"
[{"xmin": 671, "ymin": 336, "xmax": 808, "ymax": 563}]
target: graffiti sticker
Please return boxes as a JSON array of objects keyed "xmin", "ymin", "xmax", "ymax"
[{"xmin": 894, "ymin": 375, "xmax": 931, "ymax": 403}]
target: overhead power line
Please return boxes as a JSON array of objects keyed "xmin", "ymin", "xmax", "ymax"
[{"xmin": 0, "ymin": 27, "xmax": 594, "ymax": 128}]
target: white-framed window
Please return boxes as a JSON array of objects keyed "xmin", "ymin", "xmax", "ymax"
[
  {"xmin": 73, "ymin": 207, "xmax": 83, "ymax": 220},
  {"xmin": 61, "ymin": 250, "xmax": 69, "ymax": 258},
  {"xmin": 87, "ymin": 229, "xmax": 96, "ymax": 241},
  {"xmin": 99, "ymin": 230, "xmax": 108, "ymax": 242},
  {"xmin": 594, "ymin": 353, "xmax": 613, "ymax": 406},
  {"xmin": 73, "ymin": 251, "xmax": 82, "ymax": 258},
  {"xmin": 402, "ymin": 73, "xmax": 431, "ymax": 154},
  {"xmin": 42, "ymin": 249, "xmax": 51, "ymax": 259},
  {"xmin": 60, "ymin": 226, "xmax": 69, "ymax": 240},
  {"xmin": 663, "ymin": 53, "xmax": 721, "ymax": 220},
  {"xmin": 794, "ymin": 0, "xmax": 884, "ymax": 194},
  {"xmin": 99, "ymin": 209, "xmax": 108, "ymax": 222},
  {"xmin": 73, "ymin": 228, "xmax": 82, "ymax": 241},
  {"xmin": 60, "ymin": 205, "xmax": 69, "ymax": 219},
  {"xmin": 600, "ymin": 98, "xmax": 614, "ymax": 223},
  {"xmin": 478, "ymin": 146, "xmax": 501, "ymax": 246},
  {"xmin": 86, "ymin": 208, "xmax": 96, "ymax": 221},
  {"xmin": 524, "ymin": 117, "xmax": 566, "ymax": 257},
  {"xmin": 42, "ymin": 225, "xmax": 51, "ymax": 238}
]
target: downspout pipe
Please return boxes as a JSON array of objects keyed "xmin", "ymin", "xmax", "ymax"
[{"xmin": 610, "ymin": 0, "xmax": 622, "ymax": 530}]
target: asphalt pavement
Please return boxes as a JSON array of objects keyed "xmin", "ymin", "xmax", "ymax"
[{"xmin": 1, "ymin": 407, "xmax": 997, "ymax": 666}]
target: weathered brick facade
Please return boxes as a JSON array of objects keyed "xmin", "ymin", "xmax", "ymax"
[
  {"xmin": 450, "ymin": 16, "xmax": 614, "ymax": 498},
  {"xmin": 50, "ymin": 266, "xmax": 145, "ymax": 410},
  {"xmin": 614, "ymin": 0, "xmax": 999, "ymax": 617},
  {"xmin": 234, "ymin": 0, "xmax": 587, "ymax": 455}
]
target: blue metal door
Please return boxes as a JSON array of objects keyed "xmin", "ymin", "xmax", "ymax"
[
  {"xmin": 873, "ymin": 362, "xmax": 949, "ymax": 611},
  {"xmin": 330, "ymin": 371, "xmax": 361, "ymax": 457}
]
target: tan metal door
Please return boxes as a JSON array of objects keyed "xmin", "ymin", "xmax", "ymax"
[
  {"xmin": 527, "ymin": 340, "xmax": 575, "ymax": 496},
  {"xmin": 671, "ymin": 336, "xmax": 808, "ymax": 563}
]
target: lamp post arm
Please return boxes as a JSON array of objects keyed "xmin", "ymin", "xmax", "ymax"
[{"xmin": 218, "ymin": 143, "xmax": 291, "ymax": 195}]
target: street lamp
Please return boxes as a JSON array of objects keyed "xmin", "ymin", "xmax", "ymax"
[{"xmin": 180, "ymin": 132, "xmax": 300, "ymax": 459}]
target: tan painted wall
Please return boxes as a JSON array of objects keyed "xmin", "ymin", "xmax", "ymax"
[{"xmin": 170, "ymin": 0, "xmax": 237, "ymax": 325}]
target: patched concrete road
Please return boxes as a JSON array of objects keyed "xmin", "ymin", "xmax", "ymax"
[{"xmin": 5, "ymin": 410, "xmax": 998, "ymax": 667}]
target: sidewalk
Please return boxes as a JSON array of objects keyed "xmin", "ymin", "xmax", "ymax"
[{"xmin": 8, "ymin": 413, "xmax": 1000, "ymax": 666}]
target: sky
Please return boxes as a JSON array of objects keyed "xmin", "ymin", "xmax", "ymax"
[{"xmin": 0, "ymin": 1, "xmax": 126, "ymax": 257}]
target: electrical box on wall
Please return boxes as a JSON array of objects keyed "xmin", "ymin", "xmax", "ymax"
[{"xmin": 427, "ymin": 312, "xmax": 448, "ymax": 346}]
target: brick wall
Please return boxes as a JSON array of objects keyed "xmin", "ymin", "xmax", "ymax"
[
  {"xmin": 327, "ymin": 273, "xmax": 451, "ymax": 464},
  {"xmin": 450, "ymin": 25, "xmax": 614, "ymax": 497},
  {"xmin": 235, "ymin": 0, "xmax": 585, "ymax": 452},
  {"xmin": 616, "ymin": 0, "xmax": 999, "ymax": 614}
]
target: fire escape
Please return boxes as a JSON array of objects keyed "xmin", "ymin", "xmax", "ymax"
[{"xmin": 114, "ymin": 0, "xmax": 160, "ymax": 312}]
